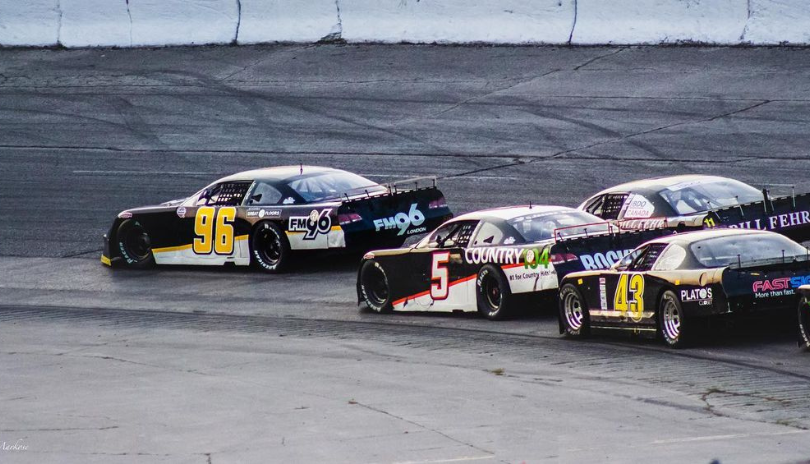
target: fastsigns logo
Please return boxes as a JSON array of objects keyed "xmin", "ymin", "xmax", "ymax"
[
  {"xmin": 374, "ymin": 203, "xmax": 425, "ymax": 236},
  {"xmin": 289, "ymin": 209, "xmax": 332, "ymax": 240}
]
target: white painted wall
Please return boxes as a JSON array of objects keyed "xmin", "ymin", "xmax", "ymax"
[
  {"xmin": 2, "ymin": 0, "xmax": 810, "ymax": 47},
  {"xmin": 572, "ymin": 0, "xmax": 749, "ymax": 45},
  {"xmin": 340, "ymin": 0, "xmax": 576, "ymax": 44},
  {"xmin": 238, "ymin": 0, "xmax": 339, "ymax": 44}
]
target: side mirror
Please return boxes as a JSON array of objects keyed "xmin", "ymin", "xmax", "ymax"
[{"xmin": 612, "ymin": 255, "xmax": 633, "ymax": 271}]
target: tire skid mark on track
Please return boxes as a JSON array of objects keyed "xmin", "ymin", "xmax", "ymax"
[{"xmin": 2, "ymin": 304, "xmax": 809, "ymax": 429}]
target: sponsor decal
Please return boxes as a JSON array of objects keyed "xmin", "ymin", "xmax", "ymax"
[
  {"xmin": 599, "ymin": 277, "xmax": 607, "ymax": 310},
  {"xmin": 249, "ymin": 208, "xmax": 282, "ymax": 219},
  {"xmin": 752, "ymin": 275, "xmax": 810, "ymax": 298},
  {"xmin": 119, "ymin": 211, "xmax": 133, "ymax": 219},
  {"xmin": 374, "ymin": 203, "xmax": 426, "ymax": 236},
  {"xmin": 618, "ymin": 218, "xmax": 667, "ymax": 230},
  {"xmin": 465, "ymin": 247, "xmax": 522, "ymax": 266},
  {"xmin": 283, "ymin": 197, "xmax": 295, "ymax": 205},
  {"xmin": 680, "ymin": 287, "xmax": 713, "ymax": 306},
  {"xmin": 623, "ymin": 194, "xmax": 655, "ymax": 219},
  {"xmin": 289, "ymin": 209, "xmax": 332, "ymax": 240},
  {"xmin": 507, "ymin": 269, "xmax": 552, "ymax": 282},
  {"xmin": 464, "ymin": 246, "xmax": 553, "ymax": 269},
  {"xmin": 580, "ymin": 249, "xmax": 635, "ymax": 270},
  {"xmin": 727, "ymin": 210, "xmax": 810, "ymax": 232}
]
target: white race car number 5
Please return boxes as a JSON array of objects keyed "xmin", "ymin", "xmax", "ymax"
[{"xmin": 431, "ymin": 251, "xmax": 450, "ymax": 300}]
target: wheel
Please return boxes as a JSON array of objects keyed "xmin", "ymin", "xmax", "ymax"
[
  {"xmin": 358, "ymin": 260, "xmax": 392, "ymax": 313},
  {"xmin": 659, "ymin": 290, "xmax": 689, "ymax": 348},
  {"xmin": 476, "ymin": 264, "xmax": 513, "ymax": 320},
  {"xmin": 115, "ymin": 219, "xmax": 154, "ymax": 268},
  {"xmin": 250, "ymin": 221, "xmax": 291, "ymax": 273},
  {"xmin": 799, "ymin": 296, "xmax": 810, "ymax": 349},
  {"xmin": 559, "ymin": 283, "xmax": 590, "ymax": 337}
]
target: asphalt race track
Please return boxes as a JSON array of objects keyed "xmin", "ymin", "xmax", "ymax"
[{"xmin": 1, "ymin": 45, "xmax": 810, "ymax": 463}]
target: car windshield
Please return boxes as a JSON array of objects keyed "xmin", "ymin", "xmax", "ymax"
[
  {"xmin": 507, "ymin": 210, "xmax": 607, "ymax": 242},
  {"xmin": 658, "ymin": 179, "xmax": 762, "ymax": 215},
  {"xmin": 286, "ymin": 171, "xmax": 385, "ymax": 203},
  {"xmin": 690, "ymin": 234, "xmax": 807, "ymax": 268}
]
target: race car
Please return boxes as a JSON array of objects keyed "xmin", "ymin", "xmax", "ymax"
[
  {"xmin": 102, "ymin": 166, "xmax": 452, "ymax": 272},
  {"xmin": 578, "ymin": 175, "xmax": 764, "ymax": 231},
  {"xmin": 558, "ymin": 229, "xmax": 810, "ymax": 347},
  {"xmin": 356, "ymin": 205, "xmax": 672, "ymax": 320},
  {"xmin": 580, "ymin": 174, "xmax": 810, "ymax": 243}
]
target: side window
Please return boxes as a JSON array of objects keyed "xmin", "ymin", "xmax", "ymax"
[
  {"xmin": 601, "ymin": 194, "xmax": 629, "ymax": 220},
  {"xmin": 471, "ymin": 221, "xmax": 506, "ymax": 247},
  {"xmin": 583, "ymin": 195, "xmax": 605, "ymax": 216},
  {"xmin": 629, "ymin": 243, "xmax": 668, "ymax": 272},
  {"xmin": 247, "ymin": 182, "xmax": 283, "ymax": 206},
  {"xmin": 652, "ymin": 244, "xmax": 687, "ymax": 271},
  {"xmin": 195, "ymin": 182, "xmax": 251, "ymax": 206},
  {"xmin": 428, "ymin": 221, "xmax": 478, "ymax": 249}
]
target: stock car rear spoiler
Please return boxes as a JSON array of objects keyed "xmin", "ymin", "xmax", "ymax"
[
  {"xmin": 705, "ymin": 187, "xmax": 810, "ymax": 242},
  {"xmin": 721, "ymin": 256, "xmax": 810, "ymax": 309},
  {"xmin": 549, "ymin": 227, "xmax": 676, "ymax": 283},
  {"xmin": 337, "ymin": 179, "xmax": 451, "ymax": 247}
]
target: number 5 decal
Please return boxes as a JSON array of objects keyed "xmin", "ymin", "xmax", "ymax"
[
  {"xmin": 194, "ymin": 206, "xmax": 236, "ymax": 255},
  {"xmin": 431, "ymin": 251, "xmax": 450, "ymax": 300},
  {"xmin": 613, "ymin": 273, "xmax": 645, "ymax": 322}
]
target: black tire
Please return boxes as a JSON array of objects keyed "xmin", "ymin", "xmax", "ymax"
[
  {"xmin": 250, "ymin": 221, "xmax": 291, "ymax": 273},
  {"xmin": 476, "ymin": 264, "xmax": 513, "ymax": 320},
  {"xmin": 358, "ymin": 260, "xmax": 392, "ymax": 313},
  {"xmin": 799, "ymin": 296, "xmax": 810, "ymax": 349},
  {"xmin": 559, "ymin": 283, "xmax": 590, "ymax": 338},
  {"xmin": 115, "ymin": 219, "xmax": 154, "ymax": 269},
  {"xmin": 659, "ymin": 290, "xmax": 689, "ymax": 348}
]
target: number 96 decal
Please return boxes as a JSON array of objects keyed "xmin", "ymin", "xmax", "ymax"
[{"xmin": 194, "ymin": 207, "xmax": 236, "ymax": 255}]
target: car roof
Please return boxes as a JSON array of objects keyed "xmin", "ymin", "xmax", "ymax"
[
  {"xmin": 590, "ymin": 175, "xmax": 741, "ymax": 197},
  {"xmin": 212, "ymin": 166, "xmax": 355, "ymax": 184},
  {"xmin": 453, "ymin": 205, "xmax": 592, "ymax": 222},
  {"xmin": 644, "ymin": 228, "xmax": 780, "ymax": 247}
]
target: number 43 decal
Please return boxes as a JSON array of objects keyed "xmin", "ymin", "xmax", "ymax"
[
  {"xmin": 614, "ymin": 273, "xmax": 644, "ymax": 321},
  {"xmin": 194, "ymin": 206, "xmax": 236, "ymax": 255}
]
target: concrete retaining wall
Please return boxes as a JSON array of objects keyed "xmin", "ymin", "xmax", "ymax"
[{"xmin": 1, "ymin": 0, "xmax": 808, "ymax": 47}]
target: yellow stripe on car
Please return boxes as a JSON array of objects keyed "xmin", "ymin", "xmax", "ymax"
[{"xmin": 152, "ymin": 244, "xmax": 193, "ymax": 254}]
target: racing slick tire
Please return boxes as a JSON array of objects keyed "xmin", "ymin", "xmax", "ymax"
[
  {"xmin": 799, "ymin": 296, "xmax": 810, "ymax": 349},
  {"xmin": 476, "ymin": 264, "xmax": 513, "ymax": 321},
  {"xmin": 659, "ymin": 290, "xmax": 690, "ymax": 348},
  {"xmin": 115, "ymin": 219, "xmax": 154, "ymax": 268},
  {"xmin": 359, "ymin": 260, "xmax": 393, "ymax": 313},
  {"xmin": 559, "ymin": 283, "xmax": 590, "ymax": 338},
  {"xmin": 250, "ymin": 221, "xmax": 291, "ymax": 273}
]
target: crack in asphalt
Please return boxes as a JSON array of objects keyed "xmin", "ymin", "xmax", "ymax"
[
  {"xmin": 573, "ymin": 47, "xmax": 625, "ymax": 71},
  {"xmin": 351, "ymin": 401, "xmax": 496, "ymax": 459}
]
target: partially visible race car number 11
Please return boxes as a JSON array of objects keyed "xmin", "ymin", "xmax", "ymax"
[{"xmin": 194, "ymin": 206, "xmax": 236, "ymax": 255}]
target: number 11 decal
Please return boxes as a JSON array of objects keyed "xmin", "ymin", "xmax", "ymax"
[{"xmin": 431, "ymin": 251, "xmax": 450, "ymax": 300}]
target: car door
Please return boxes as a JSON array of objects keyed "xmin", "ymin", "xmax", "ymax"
[
  {"xmin": 597, "ymin": 243, "xmax": 666, "ymax": 329},
  {"xmin": 408, "ymin": 220, "xmax": 479, "ymax": 311},
  {"xmin": 176, "ymin": 181, "xmax": 252, "ymax": 263}
]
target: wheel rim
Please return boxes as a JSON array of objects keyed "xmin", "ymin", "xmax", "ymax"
[
  {"xmin": 482, "ymin": 274, "xmax": 501, "ymax": 311},
  {"xmin": 563, "ymin": 291, "xmax": 584, "ymax": 331},
  {"xmin": 662, "ymin": 297, "xmax": 681, "ymax": 342},
  {"xmin": 364, "ymin": 265, "xmax": 389, "ymax": 306},
  {"xmin": 123, "ymin": 224, "xmax": 151, "ymax": 261},
  {"xmin": 257, "ymin": 228, "xmax": 281, "ymax": 265}
]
